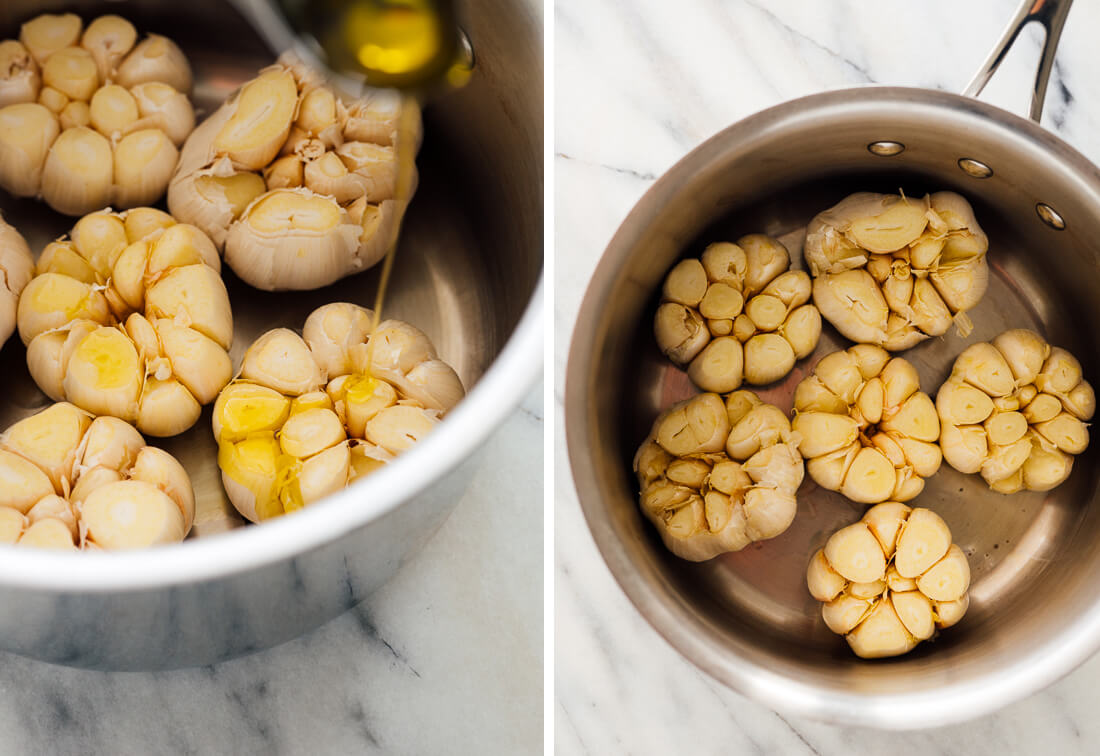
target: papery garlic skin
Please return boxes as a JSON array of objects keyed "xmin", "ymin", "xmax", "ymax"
[
  {"xmin": 655, "ymin": 236, "xmax": 822, "ymax": 392},
  {"xmin": 0, "ymin": 212, "xmax": 35, "ymax": 347},
  {"xmin": 937, "ymin": 329, "xmax": 1093, "ymax": 492},
  {"xmin": 0, "ymin": 402, "xmax": 194, "ymax": 550},
  {"xmin": 169, "ymin": 53, "xmax": 421, "ymax": 291},
  {"xmin": 634, "ymin": 390, "xmax": 805, "ymax": 561},
  {"xmin": 0, "ymin": 13, "xmax": 195, "ymax": 215},
  {"xmin": 806, "ymin": 192, "xmax": 989, "ymax": 350},
  {"xmin": 16, "ymin": 208, "xmax": 232, "ymax": 437},
  {"xmin": 808, "ymin": 502, "xmax": 969, "ymax": 658},
  {"xmin": 213, "ymin": 302, "xmax": 463, "ymax": 523},
  {"xmin": 793, "ymin": 346, "xmax": 941, "ymax": 504}
]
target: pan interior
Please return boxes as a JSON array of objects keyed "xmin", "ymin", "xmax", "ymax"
[
  {"xmin": 576, "ymin": 89, "xmax": 1100, "ymax": 707},
  {"xmin": 0, "ymin": 0, "xmax": 541, "ymax": 538}
]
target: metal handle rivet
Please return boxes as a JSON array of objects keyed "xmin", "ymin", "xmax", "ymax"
[
  {"xmin": 1036, "ymin": 203, "xmax": 1066, "ymax": 230},
  {"xmin": 868, "ymin": 141, "xmax": 905, "ymax": 157},
  {"xmin": 958, "ymin": 158, "xmax": 993, "ymax": 178}
]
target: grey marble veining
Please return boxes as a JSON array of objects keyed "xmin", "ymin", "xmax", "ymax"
[
  {"xmin": 0, "ymin": 386, "xmax": 542, "ymax": 756},
  {"xmin": 556, "ymin": 0, "xmax": 1100, "ymax": 751}
]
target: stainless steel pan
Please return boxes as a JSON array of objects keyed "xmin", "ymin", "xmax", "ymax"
[
  {"xmin": 0, "ymin": 0, "xmax": 542, "ymax": 669},
  {"xmin": 567, "ymin": 0, "xmax": 1100, "ymax": 728}
]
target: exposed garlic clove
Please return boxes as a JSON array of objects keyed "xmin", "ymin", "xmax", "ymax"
[
  {"xmin": 81, "ymin": 479, "xmax": 186, "ymax": 548},
  {"xmin": 840, "ymin": 447, "xmax": 896, "ymax": 504},
  {"xmin": 302, "ymin": 301, "xmax": 375, "ymax": 378},
  {"xmin": 1022, "ymin": 439, "xmax": 1073, "ymax": 491},
  {"xmin": 687, "ymin": 336, "xmax": 744, "ymax": 393},
  {"xmin": 822, "ymin": 593, "xmax": 874, "ymax": 636},
  {"xmin": 0, "ymin": 103, "xmax": 60, "ymax": 197},
  {"xmin": 297, "ymin": 442, "xmax": 351, "ymax": 505},
  {"xmin": 280, "ymin": 408, "xmax": 345, "ymax": 459},
  {"xmin": 70, "ymin": 465, "xmax": 123, "ymax": 508},
  {"xmin": 1, "ymin": 402, "xmax": 91, "ymax": 491},
  {"xmin": 845, "ymin": 596, "xmax": 918, "ymax": 659},
  {"xmin": 793, "ymin": 412, "xmax": 858, "ymax": 458},
  {"xmin": 213, "ymin": 69, "xmax": 297, "ymax": 170},
  {"xmin": 61, "ymin": 326, "xmax": 142, "ymax": 423},
  {"xmin": 0, "ymin": 507, "xmax": 28, "ymax": 542},
  {"xmin": 916, "ymin": 543, "xmax": 971, "ymax": 602},
  {"xmin": 89, "ymin": 84, "xmax": 138, "ymax": 137},
  {"xmin": 20, "ymin": 14, "xmax": 83, "ymax": 66},
  {"xmin": 861, "ymin": 501, "xmax": 912, "ymax": 557},
  {"xmin": 19, "ymin": 517, "xmax": 77, "ymax": 549},
  {"xmin": 781, "ymin": 304, "xmax": 822, "ymax": 359},
  {"xmin": 654, "ymin": 393, "xmax": 730, "ymax": 456},
  {"xmin": 138, "ymin": 377, "xmax": 202, "ymax": 437},
  {"xmin": 935, "ymin": 595, "xmax": 970, "ymax": 628},
  {"xmin": 742, "ymin": 333, "xmax": 794, "ymax": 385},
  {"xmin": 992, "ymin": 329, "xmax": 1049, "ymax": 385},
  {"xmin": 894, "ymin": 507, "xmax": 952, "ymax": 578},
  {"xmin": 738, "ymin": 234, "xmax": 789, "ymax": 296},
  {"xmin": 807, "ymin": 548, "xmax": 848, "ymax": 602},
  {"xmin": 128, "ymin": 82, "xmax": 194, "ymax": 146},
  {"xmin": 0, "ymin": 41, "xmax": 40, "ymax": 107},
  {"xmin": 41, "ymin": 126, "xmax": 113, "ymax": 215},
  {"xmin": 823, "ymin": 522, "xmax": 886, "ymax": 583},
  {"xmin": 124, "ymin": 206, "xmax": 175, "ymax": 241},
  {"xmin": 114, "ymin": 34, "xmax": 192, "ymax": 92},
  {"xmin": 129, "ymin": 445, "xmax": 195, "ymax": 532},
  {"xmin": 60, "ymin": 102, "xmax": 91, "ymax": 131},
  {"xmin": 365, "ymin": 405, "xmax": 439, "ymax": 454},
  {"xmin": 153, "ymin": 319, "xmax": 232, "ymax": 405},
  {"xmin": 335, "ymin": 141, "xmax": 396, "ymax": 201},
  {"xmin": 80, "ymin": 15, "xmax": 137, "ymax": 81},
  {"xmin": 213, "ymin": 382, "xmax": 291, "ymax": 442},
  {"xmin": 891, "ymin": 590, "xmax": 936, "ymax": 641},
  {"xmin": 41, "ymin": 47, "xmax": 98, "ymax": 102},
  {"xmin": 112, "ymin": 128, "xmax": 178, "ymax": 208},
  {"xmin": 742, "ymin": 487, "xmax": 796, "ymax": 540},
  {"xmin": 145, "ymin": 263, "xmax": 233, "ymax": 349},
  {"xmin": 80, "ymin": 415, "xmax": 145, "ymax": 471},
  {"xmin": 654, "ymin": 303, "xmax": 709, "ymax": 365},
  {"xmin": 240, "ymin": 328, "xmax": 324, "ymax": 396},
  {"xmin": 0, "ymin": 449, "xmax": 56, "ymax": 514}
]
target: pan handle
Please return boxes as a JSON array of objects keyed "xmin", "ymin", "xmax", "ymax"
[{"xmin": 962, "ymin": 0, "xmax": 1074, "ymax": 122}]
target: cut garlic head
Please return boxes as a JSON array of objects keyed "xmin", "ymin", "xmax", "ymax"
[
  {"xmin": 0, "ymin": 213, "xmax": 35, "ymax": 347},
  {"xmin": 0, "ymin": 402, "xmax": 193, "ymax": 549},
  {"xmin": 214, "ymin": 302, "xmax": 463, "ymax": 523},
  {"xmin": 634, "ymin": 390, "xmax": 804, "ymax": 561},
  {"xmin": 0, "ymin": 13, "xmax": 195, "ymax": 215},
  {"xmin": 806, "ymin": 192, "xmax": 989, "ymax": 350},
  {"xmin": 937, "ymin": 329, "xmax": 1092, "ymax": 492},
  {"xmin": 17, "ymin": 208, "xmax": 232, "ymax": 437},
  {"xmin": 808, "ymin": 502, "xmax": 969, "ymax": 658},
  {"xmin": 169, "ymin": 53, "xmax": 421, "ymax": 291},
  {"xmin": 793, "ymin": 346, "xmax": 941, "ymax": 504},
  {"xmin": 655, "ymin": 237, "xmax": 823, "ymax": 392}
]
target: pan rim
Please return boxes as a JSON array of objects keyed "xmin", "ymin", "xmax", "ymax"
[{"xmin": 565, "ymin": 84, "xmax": 1100, "ymax": 728}]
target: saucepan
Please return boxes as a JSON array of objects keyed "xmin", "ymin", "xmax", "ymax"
[
  {"xmin": 567, "ymin": 0, "xmax": 1100, "ymax": 728},
  {"xmin": 0, "ymin": 0, "xmax": 542, "ymax": 669}
]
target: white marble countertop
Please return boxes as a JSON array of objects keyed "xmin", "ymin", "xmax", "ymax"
[
  {"xmin": 555, "ymin": 0, "xmax": 1100, "ymax": 751},
  {"xmin": 0, "ymin": 386, "xmax": 542, "ymax": 755}
]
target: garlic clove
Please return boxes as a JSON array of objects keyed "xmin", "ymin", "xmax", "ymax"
[
  {"xmin": 1023, "ymin": 392, "xmax": 1064, "ymax": 425},
  {"xmin": 937, "ymin": 380, "xmax": 995, "ymax": 426},
  {"xmin": 894, "ymin": 507, "xmax": 952, "ymax": 578},
  {"xmin": 1022, "ymin": 437, "xmax": 1073, "ymax": 491},
  {"xmin": 792, "ymin": 412, "xmax": 858, "ymax": 458},
  {"xmin": 698, "ymin": 282, "xmax": 744, "ymax": 321},
  {"xmin": 687, "ymin": 336, "xmax": 744, "ymax": 393},
  {"xmin": 847, "ymin": 198, "xmax": 928, "ymax": 253},
  {"xmin": 0, "ymin": 103, "xmax": 60, "ymax": 197},
  {"xmin": 79, "ymin": 415, "xmax": 144, "ymax": 471},
  {"xmin": 654, "ymin": 303, "xmax": 709, "ymax": 365},
  {"xmin": 129, "ymin": 82, "xmax": 194, "ymax": 146},
  {"xmin": 823, "ymin": 522, "xmax": 886, "ymax": 583},
  {"xmin": 737, "ymin": 234, "xmax": 789, "ymax": 297},
  {"xmin": 114, "ymin": 34, "xmax": 192, "ymax": 93},
  {"xmin": 861, "ymin": 501, "xmax": 912, "ymax": 558},
  {"xmin": 742, "ymin": 333, "xmax": 794, "ymax": 386},
  {"xmin": 934, "ymin": 595, "xmax": 970, "ymax": 629},
  {"xmin": 807, "ymin": 548, "xmax": 848, "ymax": 602},
  {"xmin": 20, "ymin": 13, "xmax": 83, "ymax": 66},
  {"xmin": 742, "ymin": 487, "xmax": 797, "ymax": 541},
  {"xmin": 840, "ymin": 447, "xmax": 896, "ymax": 504},
  {"xmin": 813, "ymin": 350, "xmax": 863, "ymax": 402},
  {"xmin": 81, "ymin": 479, "xmax": 186, "ymax": 549},
  {"xmin": 984, "ymin": 410, "xmax": 1028, "ymax": 446},
  {"xmin": 137, "ymin": 377, "xmax": 201, "ymax": 437},
  {"xmin": 845, "ymin": 596, "xmax": 918, "ymax": 659},
  {"xmin": 1, "ymin": 402, "xmax": 90, "ymax": 491},
  {"xmin": 145, "ymin": 263, "xmax": 233, "ymax": 350},
  {"xmin": 302, "ymin": 301, "xmax": 374, "ymax": 378},
  {"xmin": 0, "ymin": 41, "xmax": 40, "ymax": 108},
  {"xmin": 655, "ymin": 393, "xmax": 730, "ymax": 456},
  {"xmin": 917, "ymin": 543, "xmax": 971, "ymax": 602},
  {"xmin": 0, "ymin": 507, "xmax": 28, "ymax": 543},
  {"xmin": 279, "ymin": 408, "xmax": 345, "ymax": 459},
  {"xmin": 880, "ymin": 391, "xmax": 940, "ymax": 443},
  {"xmin": 80, "ymin": 15, "xmax": 137, "ymax": 82},
  {"xmin": 992, "ymin": 329, "xmax": 1049, "ymax": 385},
  {"xmin": 952, "ymin": 342, "xmax": 1014, "ymax": 397},
  {"xmin": 892, "ymin": 590, "xmax": 936, "ymax": 641},
  {"xmin": 129, "ymin": 445, "xmax": 195, "ymax": 532},
  {"xmin": 1063, "ymin": 381, "xmax": 1096, "ymax": 421},
  {"xmin": 62, "ymin": 326, "xmax": 142, "ymax": 423},
  {"xmin": 726, "ymin": 405, "xmax": 791, "ymax": 460},
  {"xmin": 40, "ymin": 47, "xmax": 98, "ymax": 102},
  {"xmin": 365, "ymin": 405, "xmax": 439, "ymax": 454},
  {"xmin": 123, "ymin": 206, "xmax": 175, "ymax": 242},
  {"xmin": 213, "ymin": 69, "xmax": 297, "ymax": 169},
  {"xmin": 792, "ymin": 376, "xmax": 847, "ymax": 415},
  {"xmin": 297, "ymin": 442, "xmax": 351, "ymax": 506},
  {"xmin": 89, "ymin": 84, "xmax": 139, "ymax": 138},
  {"xmin": 724, "ymin": 389, "xmax": 762, "ymax": 426},
  {"xmin": 240, "ymin": 328, "xmax": 324, "ymax": 396},
  {"xmin": 213, "ymin": 382, "xmax": 291, "ymax": 441},
  {"xmin": 781, "ymin": 304, "xmax": 822, "ymax": 359},
  {"xmin": 41, "ymin": 126, "xmax": 114, "ymax": 215},
  {"xmin": 0, "ymin": 449, "xmax": 56, "ymax": 514},
  {"xmin": 822, "ymin": 593, "xmax": 874, "ymax": 636},
  {"xmin": 939, "ymin": 422, "xmax": 989, "ymax": 475},
  {"xmin": 112, "ymin": 128, "xmax": 178, "ymax": 208},
  {"xmin": 18, "ymin": 517, "xmax": 77, "ymax": 549}
]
